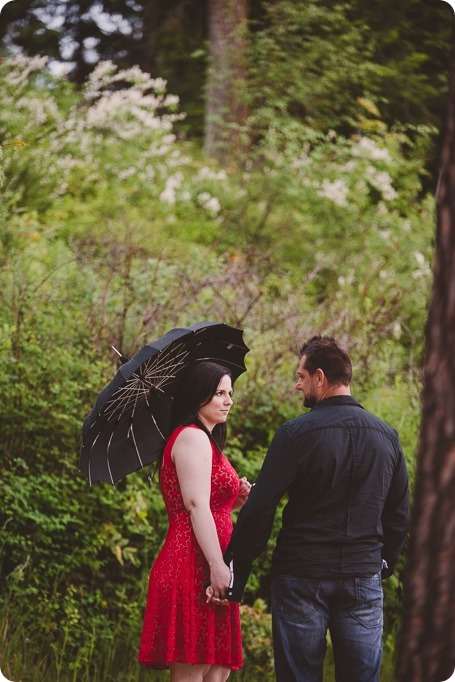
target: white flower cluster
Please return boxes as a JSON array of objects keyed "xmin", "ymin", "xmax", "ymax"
[
  {"xmin": 84, "ymin": 91, "xmax": 166, "ymax": 137},
  {"xmin": 412, "ymin": 250, "xmax": 431, "ymax": 279},
  {"xmin": 197, "ymin": 167, "xmax": 227, "ymax": 181},
  {"xmin": 338, "ymin": 272, "xmax": 355, "ymax": 286},
  {"xmin": 160, "ymin": 173, "xmax": 184, "ymax": 204},
  {"xmin": 316, "ymin": 178, "xmax": 349, "ymax": 207},
  {"xmin": 16, "ymin": 95, "xmax": 61, "ymax": 127},
  {"xmin": 364, "ymin": 166, "xmax": 397, "ymax": 201},
  {"xmin": 392, "ymin": 321, "xmax": 402, "ymax": 339},
  {"xmin": 1, "ymin": 56, "xmax": 190, "ymax": 204},
  {"xmin": 198, "ymin": 192, "xmax": 221, "ymax": 214},
  {"xmin": 4, "ymin": 54, "xmax": 48, "ymax": 89},
  {"xmin": 291, "ymin": 151, "xmax": 313, "ymax": 171},
  {"xmin": 85, "ymin": 61, "xmax": 167, "ymax": 101},
  {"xmin": 71, "ymin": 61, "xmax": 184, "ymax": 141},
  {"xmin": 351, "ymin": 137, "xmax": 391, "ymax": 162}
]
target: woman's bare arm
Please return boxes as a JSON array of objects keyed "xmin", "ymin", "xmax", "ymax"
[{"xmin": 172, "ymin": 427, "xmax": 231, "ymax": 599}]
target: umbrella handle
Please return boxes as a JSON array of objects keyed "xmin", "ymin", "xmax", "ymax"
[{"xmin": 111, "ymin": 346, "xmax": 130, "ymax": 364}]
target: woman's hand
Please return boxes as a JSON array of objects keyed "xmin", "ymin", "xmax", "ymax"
[
  {"xmin": 205, "ymin": 561, "xmax": 232, "ymax": 605},
  {"xmin": 207, "ymin": 561, "xmax": 231, "ymax": 604},
  {"xmin": 233, "ymin": 477, "xmax": 252, "ymax": 509},
  {"xmin": 205, "ymin": 584, "xmax": 229, "ymax": 606}
]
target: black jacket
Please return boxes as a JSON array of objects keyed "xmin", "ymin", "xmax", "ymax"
[{"xmin": 226, "ymin": 396, "xmax": 410, "ymax": 601}]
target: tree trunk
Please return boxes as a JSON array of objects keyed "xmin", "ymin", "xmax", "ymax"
[
  {"xmin": 204, "ymin": 0, "xmax": 248, "ymax": 163},
  {"xmin": 395, "ymin": 20, "xmax": 455, "ymax": 682},
  {"xmin": 138, "ymin": 1, "xmax": 161, "ymax": 76}
]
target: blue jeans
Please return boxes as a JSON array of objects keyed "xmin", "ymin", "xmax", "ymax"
[{"xmin": 271, "ymin": 573, "xmax": 383, "ymax": 682}]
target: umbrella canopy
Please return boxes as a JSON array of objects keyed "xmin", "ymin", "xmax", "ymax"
[{"xmin": 80, "ymin": 322, "xmax": 249, "ymax": 484}]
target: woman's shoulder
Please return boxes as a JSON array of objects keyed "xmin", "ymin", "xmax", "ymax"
[
  {"xmin": 168, "ymin": 422, "xmax": 203, "ymax": 436},
  {"xmin": 172, "ymin": 423, "xmax": 209, "ymax": 444},
  {"xmin": 170, "ymin": 424, "xmax": 213, "ymax": 462},
  {"xmin": 163, "ymin": 423, "xmax": 199, "ymax": 452}
]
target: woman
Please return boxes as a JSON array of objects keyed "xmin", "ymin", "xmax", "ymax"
[{"xmin": 138, "ymin": 361, "xmax": 251, "ymax": 681}]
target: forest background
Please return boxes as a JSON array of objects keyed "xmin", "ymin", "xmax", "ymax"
[{"xmin": 0, "ymin": 0, "xmax": 453, "ymax": 680}]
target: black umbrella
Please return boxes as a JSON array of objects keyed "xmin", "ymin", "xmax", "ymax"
[{"xmin": 80, "ymin": 322, "xmax": 249, "ymax": 484}]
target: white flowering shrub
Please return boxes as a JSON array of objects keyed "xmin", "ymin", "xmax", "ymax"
[
  {"xmin": 0, "ymin": 54, "xmax": 435, "ymax": 372},
  {"xmin": 0, "ymin": 56, "xmax": 187, "ymax": 211}
]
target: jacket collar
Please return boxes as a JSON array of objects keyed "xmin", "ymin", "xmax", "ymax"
[{"xmin": 312, "ymin": 395, "xmax": 363, "ymax": 410}]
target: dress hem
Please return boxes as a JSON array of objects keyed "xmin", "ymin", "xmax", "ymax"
[{"xmin": 139, "ymin": 660, "xmax": 242, "ymax": 671}]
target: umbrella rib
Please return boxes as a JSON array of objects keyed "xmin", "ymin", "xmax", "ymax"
[
  {"xmin": 150, "ymin": 412, "xmax": 165, "ymax": 440},
  {"xmin": 107, "ymin": 460, "xmax": 115, "ymax": 485},
  {"xmin": 105, "ymin": 384, "xmax": 149, "ymax": 421},
  {"xmin": 142, "ymin": 348, "xmax": 190, "ymax": 388},
  {"xmin": 111, "ymin": 381, "xmax": 150, "ymax": 400},
  {"xmin": 104, "ymin": 357, "xmax": 181, "ymax": 419},
  {"xmin": 196, "ymin": 356, "xmax": 246, "ymax": 371},
  {"xmin": 151, "ymin": 342, "xmax": 189, "ymax": 365},
  {"xmin": 106, "ymin": 456, "xmax": 115, "ymax": 485},
  {"xmin": 151, "ymin": 354, "xmax": 190, "ymax": 385},
  {"xmin": 193, "ymin": 339, "xmax": 245, "ymax": 350},
  {"xmin": 90, "ymin": 432, "xmax": 102, "ymax": 448},
  {"xmin": 141, "ymin": 346, "xmax": 183, "ymax": 378},
  {"xmin": 129, "ymin": 424, "xmax": 144, "ymax": 467},
  {"xmin": 103, "ymin": 344, "xmax": 192, "ymax": 422},
  {"xmin": 148, "ymin": 342, "xmax": 189, "ymax": 367},
  {"xmin": 106, "ymin": 432, "xmax": 115, "ymax": 484}
]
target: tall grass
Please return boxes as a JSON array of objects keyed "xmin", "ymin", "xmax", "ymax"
[{"xmin": 1, "ymin": 604, "xmax": 396, "ymax": 682}]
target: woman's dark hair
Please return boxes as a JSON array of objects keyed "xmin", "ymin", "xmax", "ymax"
[
  {"xmin": 169, "ymin": 361, "xmax": 232, "ymax": 452},
  {"xmin": 152, "ymin": 361, "xmax": 232, "ymax": 478},
  {"xmin": 299, "ymin": 335, "xmax": 352, "ymax": 386}
]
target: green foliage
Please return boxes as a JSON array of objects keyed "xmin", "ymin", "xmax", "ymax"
[
  {"xmin": 239, "ymin": 600, "xmax": 274, "ymax": 679},
  {"xmin": 1, "ymin": 0, "xmax": 450, "ymax": 143},
  {"xmin": 0, "ymin": 54, "xmax": 435, "ymax": 679},
  {"xmin": 355, "ymin": 0, "xmax": 452, "ymax": 129},
  {"xmin": 248, "ymin": 0, "xmax": 381, "ymax": 133},
  {"xmin": 247, "ymin": 0, "xmax": 450, "ymax": 140}
]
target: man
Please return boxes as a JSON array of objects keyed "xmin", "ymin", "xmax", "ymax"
[{"xmin": 225, "ymin": 335, "xmax": 410, "ymax": 682}]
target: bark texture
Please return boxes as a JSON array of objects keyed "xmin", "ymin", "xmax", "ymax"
[
  {"xmin": 138, "ymin": 2, "xmax": 160, "ymax": 76},
  {"xmin": 204, "ymin": 0, "xmax": 248, "ymax": 162},
  {"xmin": 395, "ymin": 20, "xmax": 455, "ymax": 682}
]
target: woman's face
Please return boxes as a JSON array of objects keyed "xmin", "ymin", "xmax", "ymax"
[{"xmin": 198, "ymin": 374, "xmax": 233, "ymax": 432}]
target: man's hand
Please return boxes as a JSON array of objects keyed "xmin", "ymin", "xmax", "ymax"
[{"xmin": 233, "ymin": 477, "xmax": 252, "ymax": 509}]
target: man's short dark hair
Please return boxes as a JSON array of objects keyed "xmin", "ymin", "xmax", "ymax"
[{"xmin": 300, "ymin": 336, "xmax": 352, "ymax": 386}]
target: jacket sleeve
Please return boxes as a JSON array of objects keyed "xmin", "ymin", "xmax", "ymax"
[
  {"xmin": 381, "ymin": 438, "xmax": 410, "ymax": 578},
  {"xmin": 225, "ymin": 424, "xmax": 298, "ymax": 601}
]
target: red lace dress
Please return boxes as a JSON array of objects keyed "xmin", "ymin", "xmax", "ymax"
[{"xmin": 138, "ymin": 424, "xmax": 243, "ymax": 670}]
